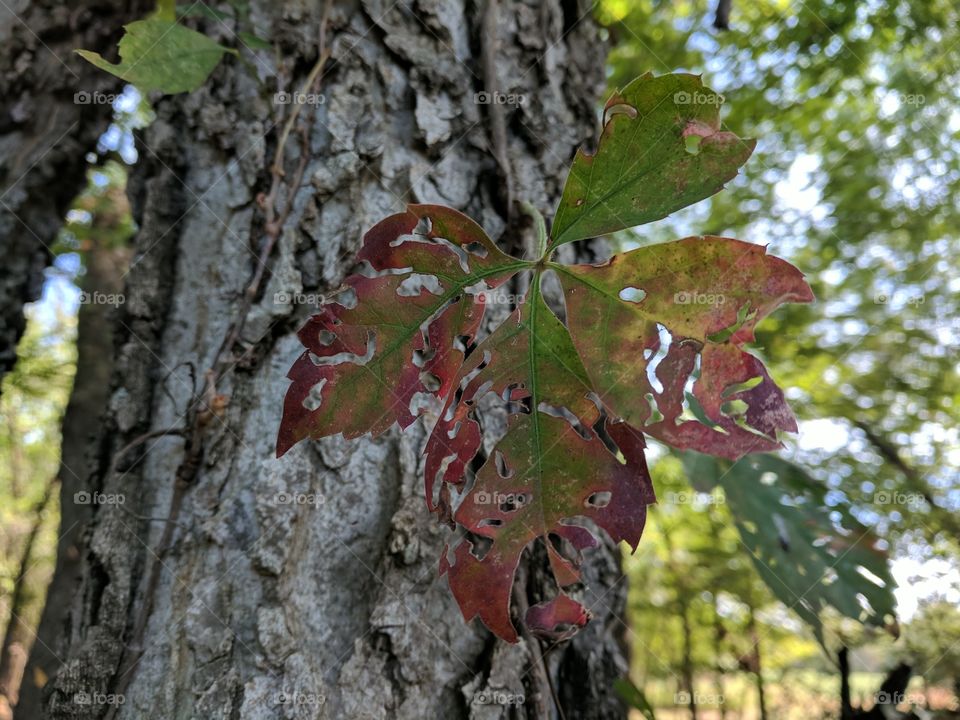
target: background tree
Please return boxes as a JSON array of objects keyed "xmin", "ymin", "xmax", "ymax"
[{"xmin": 11, "ymin": 1, "xmax": 644, "ymax": 718}]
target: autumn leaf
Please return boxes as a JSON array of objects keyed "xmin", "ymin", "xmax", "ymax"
[
  {"xmin": 425, "ymin": 281, "xmax": 656, "ymax": 641},
  {"xmin": 277, "ymin": 205, "xmax": 524, "ymax": 454},
  {"xmin": 555, "ymin": 236, "xmax": 814, "ymax": 459},
  {"xmin": 278, "ymin": 73, "xmax": 815, "ymax": 643}
]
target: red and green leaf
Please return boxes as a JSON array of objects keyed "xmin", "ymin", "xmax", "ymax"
[
  {"xmin": 277, "ymin": 205, "xmax": 524, "ymax": 454},
  {"xmin": 426, "ymin": 281, "xmax": 656, "ymax": 641},
  {"xmin": 554, "ymin": 236, "xmax": 814, "ymax": 459},
  {"xmin": 277, "ymin": 73, "xmax": 820, "ymax": 644}
]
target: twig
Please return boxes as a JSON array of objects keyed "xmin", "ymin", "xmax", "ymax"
[{"xmin": 480, "ymin": 0, "xmax": 513, "ymax": 221}]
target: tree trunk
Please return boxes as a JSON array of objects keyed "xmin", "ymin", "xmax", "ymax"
[
  {"xmin": 0, "ymin": 478, "xmax": 55, "ymax": 715},
  {"xmin": 747, "ymin": 604, "xmax": 767, "ymax": 720},
  {"xmin": 0, "ymin": 0, "xmax": 145, "ymax": 391},
  {"xmin": 32, "ymin": 2, "xmax": 631, "ymax": 718},
  {"xmin": 18, "ymin": 223, "xmax": 131, "ymax": 717}
]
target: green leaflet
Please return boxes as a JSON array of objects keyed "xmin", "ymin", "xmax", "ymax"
[
  {"xmin": 682, "ymin": 451, "xmax": 898, "ymax": 645},
  {"xmin": 77, "ymin": 18, "xmax": 232, "ymax": 95},
  {"xmin": 550, "ymin": 73, "xmax": 755, "ymax": 247}
]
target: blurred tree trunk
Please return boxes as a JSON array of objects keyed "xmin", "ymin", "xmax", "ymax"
[
  {"xmin": 0, "ymin": 479, "xmax": 54, "ymax": 717},
  {"xmin": 18, "ymin": 233, "xmax": 130, "ymax": 716},
  {"xmin": 33, "ymin": 2, "xmax": 633, "ymax": 719},
  {"xmin": 0, "ymin": 0, "xmax": 145, "ymax": 392},
  {"xmin": 747, "ymin": 604, "xmax": 768, "ymax": 720}
]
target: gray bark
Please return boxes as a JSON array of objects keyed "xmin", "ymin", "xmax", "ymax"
[
  {"xmin": 0, "ymin": 0, "xmax": 145, "ymax": 390},
  {"xmin": 33, "ymin": 2, "xmax": 630, "ymax": 718}
]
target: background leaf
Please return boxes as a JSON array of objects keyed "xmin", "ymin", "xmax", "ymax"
[
  {"xmin": 77, "ymin": 18, "xmax": 231, "ymax": 94},
  {"xmin": 681, "ymin": 451, "xmax": 898, "ymax": 645}
]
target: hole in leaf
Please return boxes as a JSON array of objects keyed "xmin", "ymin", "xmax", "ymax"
[
  {"xmin": 585, "ymin": 491, "xmax": 612, "ymax": 508},
  {"xmin": 478, "ymin": 517, "xmax": 503, "ymax": 528},
  {"xmin": 618, "ymin": 286, "xmax": 646, "ymax": 303},
  {"xmin": 464, "ymin": 241, "xmax": 488, "ymax": 258},
  {"xmin": 309, "ymin": 333, "xmax": 376, "ymax": 366},
  {"xmin": 645, "ymin": 324, "xmax": 672, "ymax": 394},
  {"xmin": 721, "ymin": 376, "xmax": 764, "ymax": 398},
  {"xmin": 419, "ymin": 371, "xmax": 441, "ymax": 393},
  {"xmin": 414, "ymin": 216, "xmax": 432, "ymax": 235},
  {"xmin": 499, "ymin": 493, "xmax": 526, "ymax": 513},
  {"xmin": 547, "ymin": 532, "xmax": 581, "ymax": 567},
  {"xmin": 538, "ymin": 402, "xmax": 592, "ymax": 440},
  {"xmin": 413, "ymin": 346, "xmax": 436, "ymax": 368},
  {"xmin": 466, "ymin": 531, "xmax": 492, "ymax": 560},
  {"xmin": 708, "ymin": 303, "xmax": 757, "ymax": 343},
  {"xmin": 643, "ymin": 393, "xmax": 664, "ymax": 425},
  {"xmin": 397, "ymin": 273, "xmax": 443, "ymax": 297},
  {"xmin": 495, "ymin": 450, "xmax": 514, "ymax": 479},
  {"xmin": 721, "ymin": 399, "xmax": 749, "ymax": 417},
  {"xmin": 684, "ymin": 134, "xmax": 703, "ymax": 155},
  {"xmin": 302, "ymin": 379, "xmax": 327, "ymax": 411},
  {"xmin": 317, "ymin": 330, "xmax": 336, "ymax": 346},
  {"xmin": 591, "ymin": 415, "xmax": 627, "ymax": 464}
]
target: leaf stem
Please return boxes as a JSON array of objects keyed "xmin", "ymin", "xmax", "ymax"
[{"xmin": 519, "ymin": 201, "xmax": 548, "ymax": 261}]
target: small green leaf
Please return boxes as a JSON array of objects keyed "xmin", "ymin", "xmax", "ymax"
[
  {"xmin": 614, "ymin": 678, "xmax": 657, "ymax": 719},
  {"xmin": 550, "ymin": 73, "xmax": 755, "ymax": 247},
  {"xmin": 238, "ymin": 31, "xmax": 273, "ymax": 51},
  {"xmin": 77, "ymin": 18, "xmax": 231, "ymax": 94}
]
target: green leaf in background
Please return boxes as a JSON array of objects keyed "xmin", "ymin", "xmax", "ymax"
[
  {"xmin": 614, "ymin": 678, "xmax": 657, "ymax": 719},
  {"xmin": 681, "ymin": 452, "xmax": 898, "ymax": 645},
  {"xmin": 77, "ymin": 18, "xmax": 231, "ymax": 95},
  {"xmin": 237, "ymin": 31, "xmax": 272, "ymax": 51},
  {"xmin": 550, "ymin": 73, "xmax": 754, "ymax": 247}
]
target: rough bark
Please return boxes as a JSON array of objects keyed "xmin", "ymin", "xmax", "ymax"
[
  {"xmin": 36, "ymin": 2, "xmax": 630, "ymax": 718},
  {"xmin": 0, "ymin": 0, "xmax": 145, "ymax": 391},
  {"xmin": 18, "ymin": 233, "xmax": 131, "ymax": 717}
]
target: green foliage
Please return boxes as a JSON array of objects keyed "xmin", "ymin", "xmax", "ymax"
[
  {"xmin": 600, "ymin": 0, "xmax": 960, "ymax": 549},
  {"xmin": 77, "ymin": 17, "xmax": 232, "ymax": 94},
  {"xmin": 0, "ymin": 310, "xmax": 75, "ymax": 634},
  {"xmin": 683, "ymin": 451, "xmax": 897, "ymax": 645},
  {"xmin": 905, "ymin": 601, "xmax": 960, "ymax": 690}
]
